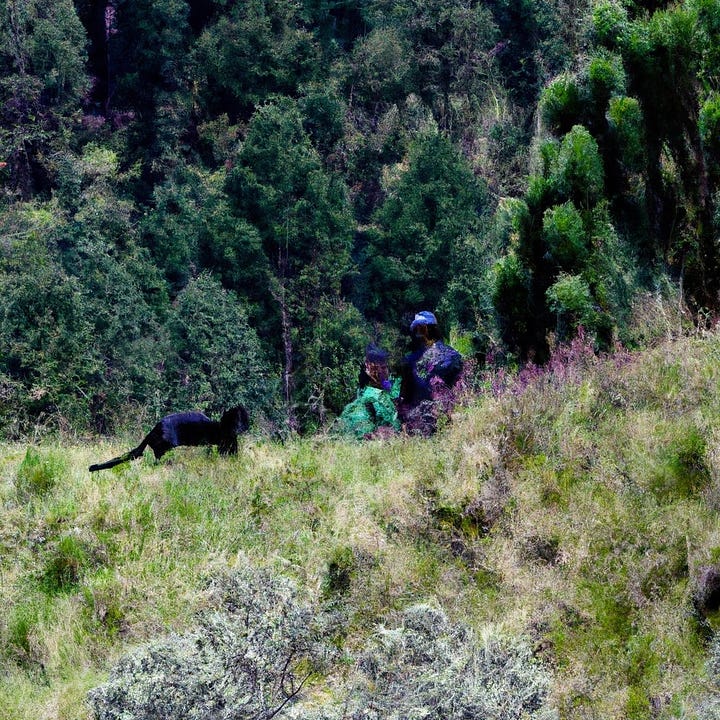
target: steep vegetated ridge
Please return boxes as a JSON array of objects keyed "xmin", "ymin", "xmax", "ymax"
[
  {"xmin": 0, "ymin": 0, "xmax": 718, "ymax": 434},
  {"xmin": 3, "ymin": 328, "xmax": 720, "ymax": 718}
]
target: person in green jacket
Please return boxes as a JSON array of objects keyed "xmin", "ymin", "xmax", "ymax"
[{"xmin": 338, "ymin": 344, "xmax": 400, "ymax": 439}]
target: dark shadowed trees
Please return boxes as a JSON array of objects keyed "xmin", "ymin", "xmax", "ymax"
[{"xmin": 226, "ymin": 97, "xmax": 355, "ymax": 429}]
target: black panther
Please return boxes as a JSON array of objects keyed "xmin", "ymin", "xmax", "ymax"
[{"xmin": 88, "ymin": 405, "xmax": 249, "ymax": 472}]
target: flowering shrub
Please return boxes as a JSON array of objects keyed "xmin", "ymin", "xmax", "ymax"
[{"xmin": 481, "ymin": 327, "xmax": 634, "ymax": 399}]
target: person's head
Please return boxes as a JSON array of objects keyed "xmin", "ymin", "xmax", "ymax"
[
  {"xmin": 409, "ymin": 310, "xmax": 440, "ymax": 344},
  {"xmin": 364, "ymin": 344, "xmax": 391, "ymax": 389}
]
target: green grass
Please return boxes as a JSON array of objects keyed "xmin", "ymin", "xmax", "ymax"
[{"xmin": 3, "ymin": 331, "xmax": 720, "ymax": 718}]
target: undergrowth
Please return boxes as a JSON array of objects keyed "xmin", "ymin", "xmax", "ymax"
[{"xmin": 2, "ymin": 328, "xmax": 720, "ymax": 718}]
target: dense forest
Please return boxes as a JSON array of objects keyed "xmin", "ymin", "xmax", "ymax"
[{"xmin": 1, "ymin": 0, "xmax": 719, "ymax": 436}]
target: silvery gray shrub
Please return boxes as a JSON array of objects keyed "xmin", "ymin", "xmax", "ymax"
[
  {"xmin": 88, "ymin": 565, "xmax": 334, "ymax": 720},
  {"xmin": 89, "ymin": 567, "xmax": 557, "ymax": 720},
  {"xmin": 291, "ymin": 604, "xmax": 558, "ymax": 720},
  {"xmin": 691, "ymin": 634, "xmax": 720, "ymax": 719}
]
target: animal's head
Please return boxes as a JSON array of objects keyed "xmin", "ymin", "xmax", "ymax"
[{"xmin": 221, "ymin": 405, "xmax": 250, "ymax": 435}]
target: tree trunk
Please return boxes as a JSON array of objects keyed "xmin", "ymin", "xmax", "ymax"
[{"xmin": 270, "ymin": 278, "xmax": 297, "ymax": 433}]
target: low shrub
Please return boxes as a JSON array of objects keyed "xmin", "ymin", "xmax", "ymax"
[
  {"xmin": 87, "ymin": 564, "xmax": 337, "ymax": 720},
  {"xmin": 321, "ymin": 545, "xmax": 356, "ymax": 599},
  {"xmin": 88, "ymin": 569, "xmax": 557, "ymax": 720},
  {"xmin": 295, "ymin": 605, "xmax": 557, "ymax": 720},
  {"xmin": 690, "ymin": 634, "xmax": 720, "ymax": 718},
  {"xmin": 39, "ymin": 533, "xmax": 95, "ymax": 594},
  {"xmin": 3, "ymin": 595, "xmax": 49, "ymax": 666},
  {"xmin": 651, "ymin": 424, "xmax": 711, "ymax": 501}
]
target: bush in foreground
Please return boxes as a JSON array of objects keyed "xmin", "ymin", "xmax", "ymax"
[
  {"xmin": 88, "ymin": 563, "xmax": 556, "ymax": 720},
  {"xmin": 691, "ymin": 633, "xmax": 720, "ymax": 718},
  {"xmin": 88, "ymin": 564, "xmax": 335, "ymax": 720},
  {"xmin": 294, "ymin": 604, "xmax": 557, "ymax": 720}
]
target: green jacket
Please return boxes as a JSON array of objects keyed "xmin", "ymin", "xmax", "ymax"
[{"xmin": 338, "ymin": 379, "xmax": 401, "ymax": 438}]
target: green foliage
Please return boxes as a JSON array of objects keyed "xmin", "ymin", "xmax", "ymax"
[
  {"xmin": 364, "ymin": 130, "xmax": 488, "ymax": 327},
  {"xmin": 492, "ymin": 250, "xmax": 532, "ymax": 352},
  {"xmin": 5, "ymin": 598, "xmax": 38, "ymax": 661},
  {"xmin": 322, "ymin": 545, "xmax": 357, "ymax": 598},
  {"xmin": 228, "ymin": 97, "xmax": 354, "ymax": 304},
  {"xmin": 491, "ymin": 123, "xmax": 617, "ymax": 356},
  {"xmin": 495, "ymin": 197, "xmax": 532, "ymax": 243},
  {"xmin": 143, "ymin": 167, "xmax": 271, "ymax": 301},
  {"xmin": 63, "ymin": 190, "xmax": 170, "ymax": 430},
  {"xmin": 546, "ymin": 273, "xmax": 594, "ymax": 327},
  {"xmin": 700, "ymin": 93, "xmax": 720, "ymax": 171},
  {"xmin": 351, "ymin": 26, "xmax": 413, "ymax": 105},
  {"xmin": 102, "ymin": 0, "xmax": 194, "ymax": 173},
  {"xmin": 0, "ymin": 220, "xmax": 99, "ymax": 431},
  {"xmin": 607, "ymin": 95, "xmax": 645, "ymax": 171},
  {"xmin": 587, "ymin": 51, "xmax": 626, "ymax": 105},
  {"xmin": 22, "ymin": 0, "xmax": 89, "ymax": 104},
  {"xmin": 165, "ymin": 272, "xmax": 276, "ymax": 420},
  {"xmin": 540, "ymin": 74, "xmax": 583, "ymax": 135},
  {"xmin": 298, "ymin": 86, "xmax": 347, "ymax": 155},
  {"xmin": 603, "ymin": 0, "xmax": 720, "ymax": 307},
  {"xmin": 652, "ymin": 424, "xmax": 710, "ymax": 501},
  {"xmin": 0, "ymin": 0, "xmax": 717, "ymax": 434},
  {"xmin": 542, "ymin": 201, "xmax": 588, "ymax": 270},
  {"xmin": 0, "ymin": 198, "xmax": 164, "ymax": 435},
  {"xmin": 40, "ymin": 534, "xmax": 94, "ymax": 595},
  {"xmin": 193, "ymin": 0, "xmax": 319, "ymax": 119},
  {"xmin": 584, "ymin": 204, "xmax": 636, "ymax": 338},
  {"xmin": 0, "ymin": 0, "xmax": 89, "ymax": 196},
  {"xmin": 592, "ymin": 0, "xmax": 630, "ymax": 48},
  {"xmin": 226, "ymin": 96, "xmax": 354, "ymax": 426},
  {"xmin": 550, "ymin": 125, "xmax": 605, "ymax": 208},
  {"xmin": 141, "ymin": 173, "xmax": 209, "ymax": 292},
  {"xmin": 356, "ymin": 0, "xmax": 500, "ymax": 131},
  {"xmin": 299, "ymin": 299, "xmax": 370, "ymax": 425}
]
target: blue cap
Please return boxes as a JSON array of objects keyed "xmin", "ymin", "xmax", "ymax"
[{"xmin": 410, "ymin": 311, "xmax": 438, "ymax": 330}]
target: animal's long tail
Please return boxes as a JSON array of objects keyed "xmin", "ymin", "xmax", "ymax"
[{"xmin": 89, "ymin": 439, "xmax": 148, "ymax": 472}]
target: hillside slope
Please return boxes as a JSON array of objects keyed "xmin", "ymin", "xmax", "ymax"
[{"xmin": 3, "ymin": 328, "xmax": 720, "ymax": 719}]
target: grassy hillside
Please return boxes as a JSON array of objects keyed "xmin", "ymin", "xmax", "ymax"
[{"xmin": 3, "ymin": 328, "xmax": 720, "ymax": 719}]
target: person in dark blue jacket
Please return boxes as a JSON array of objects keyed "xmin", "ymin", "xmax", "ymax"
[{"xmin": 398, "ymin": 311, "xmax": 463, "ymax": 435}]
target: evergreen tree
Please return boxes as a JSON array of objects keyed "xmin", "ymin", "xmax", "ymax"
[
  {"xmin": 97, "ymin": 0, "xmax": 195, "ymax": 193},
  {"xmin": 193, "ymin": 0, "xmax": 319, "ymax": 122},
  {"xmin": 165, "ymin": 272, "xmax": 277, "ymax": 424},
  {"xmin": 0, "ymin": 0, "xmax": 718, "ymax": 436},
  {"xmin": 363, "ymin": 131, "xmax": 488, "ymax": 330},
  {"xmin": 226, "ymin": 97, "xmax": 355, "ymax": 429},
  {"xmin": 0, "ymin": 0, "xmax": 90, "ymax": 198},
  {"xmin": 0, "ymin": 204, "xmax": 98, "ymax": 433}
]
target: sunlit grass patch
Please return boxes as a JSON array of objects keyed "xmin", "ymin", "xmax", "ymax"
[{"xmin": 15, "ymin": 446, "xmax": 68, "ymax": 498}]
